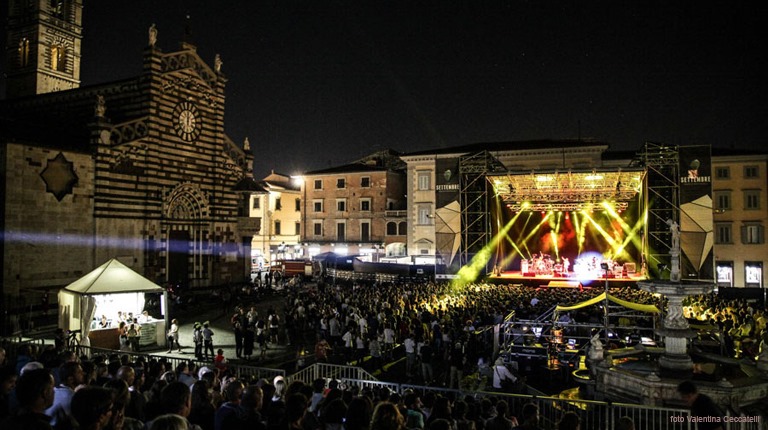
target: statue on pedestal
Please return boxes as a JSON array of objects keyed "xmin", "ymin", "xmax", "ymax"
[{"xmin": 589, "ymin": 332, "xmax": 604, "ymax": 360}]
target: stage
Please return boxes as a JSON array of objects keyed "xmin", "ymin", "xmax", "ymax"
[{"xmin": 487, "ymin": 270, "xmax": 646, "ymax": 289}]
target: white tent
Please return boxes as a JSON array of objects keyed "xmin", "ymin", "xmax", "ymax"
[{"xmin": 58, "ymin": 258, "xmax": 165, "ymax": 347}]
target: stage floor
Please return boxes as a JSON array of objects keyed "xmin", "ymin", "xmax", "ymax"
[{"xmin": 488, "ymin": 271, "xmax": 646, "ymax": 288}]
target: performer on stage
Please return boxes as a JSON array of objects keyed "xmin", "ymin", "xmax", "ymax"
[{"xmin": 562, "ymin": 257, "xmax": 570, "ymax": 274}]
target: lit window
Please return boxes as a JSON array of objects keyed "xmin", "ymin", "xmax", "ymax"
[
  {"xmin": 51, "ymin": 44, "xmax": 66, "ymax": 71},
  {"xmin": 742, "ymin": 224, "xmax": 765, "ymax": 244}
]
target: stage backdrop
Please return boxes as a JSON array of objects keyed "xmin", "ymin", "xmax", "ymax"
[{"xmin": 678, "ymin": 145, "xmax": 714, "ymax": 281}]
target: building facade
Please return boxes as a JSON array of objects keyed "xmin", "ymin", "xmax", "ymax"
[
  {"xmin": 299, "ymin": 151, "xmax": 406, "ymax": 261},
  {"xmin": 250, "ymin": 171, "xmax": 303, "ymax": 270},
  {"xmin": 712, "ymin": 150, "xmax": 768, "ymax": 288},
  {"xmin": 1, "ymin": 1, "xmax": 257, "ymax": 331}
]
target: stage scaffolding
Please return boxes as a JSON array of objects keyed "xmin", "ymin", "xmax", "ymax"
[
  {"xmin": 459, "ymin": 151, "xmax": 505, "ymax": 271},
  {"xmin": 632, "ymin": 142, "xmax": 680, "ymax": 279}
]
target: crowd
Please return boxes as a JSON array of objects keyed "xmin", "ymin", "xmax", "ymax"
[
  {"xmin": 0, "ymin": 342, "xmax": 604, "ymax": 430},
  {"xmin": 683, "ymin": 293, "xmax": 768, "ymax": 359},
  {"xmin": 265, "ymin": 281, "xmax": 663, "ymax": 387}
]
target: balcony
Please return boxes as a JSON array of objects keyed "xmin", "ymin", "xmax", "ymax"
[
  {"xmin": 237, "ymin": 217, "xmax": 261, "ymax": 235},
  {"xmin": 385, "ymin": 210, "xmax": 407, "ymax": 218}
]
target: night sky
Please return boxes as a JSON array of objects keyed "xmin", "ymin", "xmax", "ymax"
[{"xmin": 4, "ymin": 1, "xmax": 767, "ymax": 177}]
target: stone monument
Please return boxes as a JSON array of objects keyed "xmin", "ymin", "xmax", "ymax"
[{"xmin": 638, "ymin": 218, "xmax": 712, "ymax": 373}]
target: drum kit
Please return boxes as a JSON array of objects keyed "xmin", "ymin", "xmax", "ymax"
[{"xmin": 521, "ymin": 252, "xmax": 566, "ymax": 276}]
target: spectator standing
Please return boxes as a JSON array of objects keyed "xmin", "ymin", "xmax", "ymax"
[
  {"xmin": 167, "ymin": 319, "xmax": 181, "ymax": 353},
  {"xmin": 202, "ymin": 323, "xmax": 215, "ymax": 360},
  {"xmin": 69, "ymin": 386, "xmax": 114, "ymax": 430},
  {"xmin": 370, "ymin": 402, "xmax": 405, "ymax": 430},
  {"xmin": 214, "ymin": 350, "xmax": 228, "ymax": 373},
  {"xmin": 404, "ymin": 334, "xmax": 417, "ymax": 378},
  {"xmin": 188, "ymin": 380, "xmax": 215, "ymax": 430},
  {"xmin": 243, "ymin": 325, "xmax": 255, "ymax": 361},
  {"xmin": 45, "ymin": 361, "xmax": 84, "ymax": 428},
  {"xmin": 485, "ymin": 400, "xmax": 517, "ymax": 430},
  {"xmin": 214, "ymin": 379, "xmax": 244, "ymax": 430},
  {"xmin": 511, "ymin": 403, "xmax": 541, "ymax": 430},
  {"xmin": 449, "ymin": 338, "xmax": 465, "ymax": 389},
  {"xmin": 1, "ymin": 368, "xmax": 55, "ymax": 430},
  {"xmin": 193, "ymin": 323, "xmax": 203, "ymax": 360},
  {"xmin": 492, "ymin": 357, "xmax": 517, "ymax": 391},
  {"xmin": 677, "ymin": 381, "xmax": 724, "ymax": 430}
]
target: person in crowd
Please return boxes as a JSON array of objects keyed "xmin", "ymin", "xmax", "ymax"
[
  {"xmin": 213, "ymin": 350, "xmax": 227, "ymax": 373},
  {"xmin": 240, "ymin": 385, "xmax": 266, "ymax": 430},
  {"xmin": 0, "ymin": 367, "xmax": 54, "ymax": 430},
  {"xmin": 193, "ymin": 323, "xmax": 203, "ymax": 360},
  {"xmin": 403, "ymin": 392, "xmax": 425, "ymax": 429},
  {"xmin": 188, "ymin": 381, "xmax": 215, "ymax": 430},
  {"xmin": 449, "ymin": 337, "xmax": 465, "ymax": 390},
  {"xmin": 103, "ymin": 379, "xmax": 144, "ymax": 430},
  {"xmin": 677, "ymin": 381, "xmax": 724, "ymax": 430},
  {"xmin": 167, "ymin": 319, "xmax": 181, "ymax": 353},
  {"xmin": 452, "ymin": 400, "xmax": 476, "ymax": 430},
  {"xmin": 0, "ymin": 366, "xmax": 18, "ymax": 421},
  {"xmin": 45, "ymin": 361, "xmax": 84, "ymax": 428},
  {"xmin": 214, "ymin": 379, "xmax": 244, "ymax": 430},
  {"xmin": 176, "ymin": 362, "xmax": 196, "ymax": 387},
  {"xmin": 151, "ymin": 381, "xmax": 201, "ymax": 430},
  {"xmin": 484, "ymin": 399, "xmax": 515, "ymax": 430},
  {"xmin": 282, "ymin": 392, "xmax": 308, "ymax": 430},
  {"xmin": 345, "ymin": 396, "xmax": 373, "ymax": 430},
  {"xmin": 511, "ymin": 403, "xmax": 541, "ymax": 430},
  {"xmin": 492, "ymin": 357, "xmax": 517, "ymax": 391},
  {"xmin": 371, "ymin": 402, "xmax": 405, "ymax": 430},
  {"xmin": 314, "ymin": 336, "xmax": 331, "ymax": 363},
  {"xmin": 70, "ymin": 386, "xmax": 114, "ymax": 430},
  {"xmin": 150, "ymin": 414, "xmax": 190, "ymax": 430},
  {"xmin": 615, "ymin": 416, "xmax": 635, "ymax": 430},
  {"xmin": 556, "ymin": 412, "xmax": 580, "ymax": 430},
  {"xmin": 127, "ymin": 319, "xmax": 141, "ymax": 352},
  {"xmin": 202, "ymin": 323, "xmax": 215, "ymax": 360}
]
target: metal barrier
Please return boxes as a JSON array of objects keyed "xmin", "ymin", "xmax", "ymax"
[{"xmin": 288, "ymin": 362, "xmax": 376, "ymax": 385}]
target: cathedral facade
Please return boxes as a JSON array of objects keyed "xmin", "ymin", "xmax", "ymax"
[{"xmin": 1, "ymin": 0, "xmax": 257, "ymax": 330}]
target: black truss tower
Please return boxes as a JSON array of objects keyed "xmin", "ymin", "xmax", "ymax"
[
  {"xmin": 459, "ymin": 151, "xmax": 505, "ymax": 274},
  {"xmin": 632, "ymin": 142, "xmax": 680, "ymax": 278}
]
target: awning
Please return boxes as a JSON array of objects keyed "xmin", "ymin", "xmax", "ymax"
[{"xmin": 555, "ymin": 292, "xmax": 660, "ymax": 314}]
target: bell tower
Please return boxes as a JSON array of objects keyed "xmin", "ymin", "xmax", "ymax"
[{"xmin": 5, "ymin": 0, "xmax": 83, "ymax": 98}]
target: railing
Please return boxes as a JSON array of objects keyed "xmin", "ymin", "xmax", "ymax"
[{"xmin": 288, "ymin": 362, "xmax": 376, "ymax": 385}]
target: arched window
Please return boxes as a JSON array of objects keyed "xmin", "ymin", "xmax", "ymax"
[
  {"xmin": 398, "ymin": 222, "xmax": 407, "ymax": 235},
  {"xmin": 51, "ymin": 44, "xmax": 66, "ymax": 71},
  {"xmin": 18, "ymin": 38, "xmax": 30, "ymax": 67},
  {"xmin": 386, "ymin": 222, "xmax": 397, "ymax": 236}
]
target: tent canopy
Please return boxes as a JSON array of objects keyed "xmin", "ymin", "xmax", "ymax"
[
  {"xmin": 64, "ymin": 258, "xmax": 163, "ymax": 295},
  {"xmin": 555, "ymin": 292, "xmax": 660, "ymax": 314}
]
